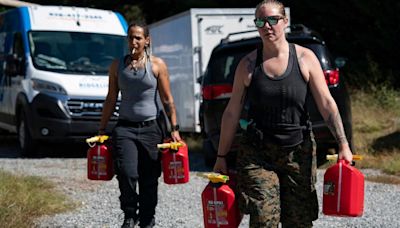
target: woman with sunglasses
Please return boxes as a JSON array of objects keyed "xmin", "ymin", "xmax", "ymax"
[
  {"xmin": 213, "ymin": 0, "xmax": 353, "ymax": 227},
  {"xmin": 99, "ymin": 21, "xmax": 181, "ymax": 228}
]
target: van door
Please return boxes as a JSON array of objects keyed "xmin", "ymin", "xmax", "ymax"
[
  {"xmin": 8, "ymin": 33, "xmax": 25, "ymax": 116},
  {"xmin": 0, "ymin": 32, "xmax": 25, "ymax": 127}
]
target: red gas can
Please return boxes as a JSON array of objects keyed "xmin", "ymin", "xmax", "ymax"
[
  {"xmin": 201, "ymin": 173, "xmax": 241, "ymax": 228},
  {"xmin": 86, "ymin": 135, "xmax": 114, "ymax": 181},
  {"xmin": 323, "ymin": 159, "xmax": 364, "ymax": 217},
  {"xmin": 159, "ymin": 140, "xmax": 190, "ymax": 184}
]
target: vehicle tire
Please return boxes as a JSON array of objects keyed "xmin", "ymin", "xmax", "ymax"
[
  {"xmin": 203, "ymin": 139, "xmax": 216, "ymax": 168},
  {"xmin": 18, "ymin": 111, "xmax": 36, "ymax": 157}
]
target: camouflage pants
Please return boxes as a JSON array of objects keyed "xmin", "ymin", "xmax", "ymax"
[{"xmin": 236, "ymin": 132, "xmax": 318, "ymax": 228}]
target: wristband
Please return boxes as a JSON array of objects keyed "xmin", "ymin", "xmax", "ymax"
[
  {"xmin": 171, "ymin": 124, "xmax": 180, "ymax": 131},
  {"xmin": 217, "ymin": 154, "xmax": 226, "ymax": 158}
]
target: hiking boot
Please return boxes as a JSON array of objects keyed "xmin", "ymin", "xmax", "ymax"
[
  {"xmin": 139, "ymin": 218, "xmax": 155, "ymax": 228},
  {"xmin": 121, "ymin": 217, "xmax": 138, "ymax": 228}
]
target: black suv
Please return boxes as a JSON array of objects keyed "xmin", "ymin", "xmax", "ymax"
[{"xmin": 199, "ymin": 24, "xmax": 353, "ymax": 167}]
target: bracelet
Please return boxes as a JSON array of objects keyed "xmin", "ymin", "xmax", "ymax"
[
  {"xmin": 171, "ymin": 124, "xmax": 180, "ymax": 131},
  {"xmin": 217, "ymin": 154, "xmax": 227, "ymax": 158}
]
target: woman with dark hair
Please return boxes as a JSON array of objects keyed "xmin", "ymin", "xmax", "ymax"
[
  {"xmin": 99, "ymin": 21, "xmax": 181, "ymax": 228},
  {"xmin": 213, "ymin": 0, "xmax": 353, "ymax": 227}
]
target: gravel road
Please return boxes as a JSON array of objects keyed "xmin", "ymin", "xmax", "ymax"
[{"xmin": 0, "ymin": 139, "xmax": 399, "ymax": 228}]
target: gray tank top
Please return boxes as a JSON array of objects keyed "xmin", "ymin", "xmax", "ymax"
[{"xmin": 118, "ymin": 55, "xmax": 159, "ymax": 122}]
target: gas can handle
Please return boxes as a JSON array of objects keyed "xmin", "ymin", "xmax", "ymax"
[
  {"xmin": 326, "ymin": 154, "xmax": 363, "ymax": 161},
  {"xmin": 326, "ymin": 154, "xmax": 363, "ymax": 166},
  {"xmin": 157, "ymin": 142, "xmax": 184, "ymax": 151},
  {"xmin": 86, "ymin": 135, "xmax": 109, "ymax": 147},
  {"xmin": 198, "ymin": 172, "xmax": 229, "ymax": 184}
]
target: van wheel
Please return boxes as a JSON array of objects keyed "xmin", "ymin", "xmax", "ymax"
[
  {"xmin": 203, "ymin": 139, "xmax": 216, "ymax": 168},
  {"xmin": 18, "ymin": 112, "xmax": 36, "ymax": 157}
]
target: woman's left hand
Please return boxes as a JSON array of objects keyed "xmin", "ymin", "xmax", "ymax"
[{"xmin": 338, "ymin": 143, "xmax": 353, "ymax": 163}]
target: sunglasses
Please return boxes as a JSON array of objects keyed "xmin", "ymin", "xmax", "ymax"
[{"xmin": 254, "ymin": 16, "xmax": 285, "ymax": 28}]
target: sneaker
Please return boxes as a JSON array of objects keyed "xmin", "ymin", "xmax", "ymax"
[{"xmin": 121, "ymin": 217, "xmax": 138, "ymax": 228}]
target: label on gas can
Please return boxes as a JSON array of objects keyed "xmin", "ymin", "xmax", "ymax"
[
  {"xmin": 90, "ymin": 155, "xmax": 108, "ymax": 176},
  {"xmin": 168, "ymin": 161, "xmax": 185, "ymax": 179},
  {"xmin": 206, "ymin": 200, "xmax": 228, "ymax": 225},
  {"xmin": 323, "ymin": 181, "xmax": 335, "ymax": 195}
]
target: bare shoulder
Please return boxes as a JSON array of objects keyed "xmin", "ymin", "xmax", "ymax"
[
  {"xmin": 238, "ymin": 49, "xmax": 257, "ymax": 74},
  {"xmin": 237, "ymin": 49, "xmax": 257, "ymax": 86},
  {"xmin": 109, "ymin": 58, "xmax": 120, "ymax": 75},
  {"xmin": 149, "ymin": 55, "xmax": 168, "ymax": 78},
  {"xmin": 150, "ymin": 55, "xmax": 167, "ymax": 67},
  {"xmin": 294, "ymin": 44, "xmax": 318, "ymax": 64}
]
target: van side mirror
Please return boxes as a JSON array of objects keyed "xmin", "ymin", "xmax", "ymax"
[
  {"xmin": 335, "ymin": 57, "xmax": 347, "ymax": 68},
  {"xmin": 5, "ymin": 54, "xmax": 25, "ymax": 76}
]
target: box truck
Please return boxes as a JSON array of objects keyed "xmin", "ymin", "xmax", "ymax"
[
  {"xmin": 0, "ymin": 6, "xmax": 128, "ymax": 155},
  {"xmin": 149, "ymin": 8, "xmax": 290, "ymax": 133}
]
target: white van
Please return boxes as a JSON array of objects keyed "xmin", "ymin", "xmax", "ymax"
[{"xmin": 0, "ymin": 6, "xmax": 128, "ymax": 155}]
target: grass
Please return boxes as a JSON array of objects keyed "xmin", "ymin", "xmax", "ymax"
[
  {"xmin": 307, "ymin": 87, "xmax": 400, "ymax": 184},
  {"xmin": 350, "ymin": 87, "xmax": 400, "ymax": 180},
  {"xmin": 0, "ymin": 170, "xmax": 76, "ymax": 228},
  {"xmin": 317, "ymin": 86, "xmax": 400, "ymax": 184}
]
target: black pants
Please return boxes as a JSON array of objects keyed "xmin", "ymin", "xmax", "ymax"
[{"xmin": 112, "ymin": 119, "xmax": 163, "ymax": 226}]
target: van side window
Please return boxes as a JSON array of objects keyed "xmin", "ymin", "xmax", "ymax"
[{"xmin": 6, "ymin": 32, "xmax": 25, "ymax": 77}]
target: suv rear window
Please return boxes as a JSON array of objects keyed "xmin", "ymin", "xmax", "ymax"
[
  {"xmin": 204, "ymin": 45, "xmax": 254, "ymax": 85},
  {"xmin": 204, "ymin": 39, "xmax": 335, "ymax": 85}
]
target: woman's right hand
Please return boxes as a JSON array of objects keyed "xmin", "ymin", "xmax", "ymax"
[
  {"xmin": 213, "ymin": 157, "xmax": 228, "ymax": 174},
  {"xmin": 171, "ymin": 130, "xmax": 182, "ymax": 142}
]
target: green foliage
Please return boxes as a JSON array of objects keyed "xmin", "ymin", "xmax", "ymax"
[
  {"xmin": 372, "ymin": 86, "xmax": 400, "ymax": 110},
  {"xmin": 352, "ymin": 86, "xmax": 399, "ymax": 134},
  {"xmin": 351, "ymin": 87, "xmax": 400, "ymax": 175},
  {"xmin": 121, "ymin": 5, "xmax": 145, "ymax": 24},
  {"xmin": 382, "ymin": 153, "xmax": 400, "ymax": 175},
  {"xmin": 285, "ymin": 0, "xmax": 399, "ymax": 89},
  {"xmin": 0, "ymin": 170, "xmax": 75, "ymax": 228}
]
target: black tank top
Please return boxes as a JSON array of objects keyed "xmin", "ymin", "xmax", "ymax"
[{"xmin": 247, "ymin": 43, "xmax": 311, "ymax": 147}]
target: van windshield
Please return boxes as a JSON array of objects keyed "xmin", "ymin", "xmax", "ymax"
[{"xmin": 28, "ymin": 31, "xmax": 127, "ymax": 75}]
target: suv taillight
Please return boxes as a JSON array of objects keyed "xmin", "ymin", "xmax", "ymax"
[
  {"xmin": 202, "ymin": 84, "xmax": 233, "ymax": 100},
  {"xmin": 324, "ymin": 69, "xmax": 339, "ymax": 86}
]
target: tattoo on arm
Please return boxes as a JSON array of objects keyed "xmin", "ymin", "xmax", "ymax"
[
  {"xmin": 164, "ymin": 102, "xmax": 176, "ymax": 117},
  {"xmin": 297, "ymin": 51, "xmax": 306, "ymax": 68},
  {"xmin": 240, "ymin": 87, "xmax": 247, "ymax": 105},
  {"xmin": 327, "ymin": 112, "xmax": 348, "ymax": 145},
  {"xmin": 246, "ymin": 57, "xmax": 256, "ymax": 73}
]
